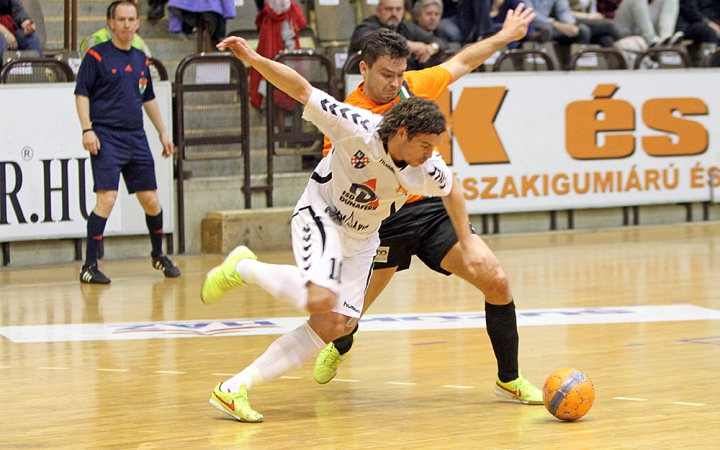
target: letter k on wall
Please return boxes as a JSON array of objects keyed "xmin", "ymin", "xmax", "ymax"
[{"xmin": 436, "ymin": 87, "xmax": 510, "ymax": 166}]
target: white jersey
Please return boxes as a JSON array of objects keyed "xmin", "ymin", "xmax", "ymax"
[{"xmin": 301, "ymin": 88, "xmax": 453, "ymax": 240}]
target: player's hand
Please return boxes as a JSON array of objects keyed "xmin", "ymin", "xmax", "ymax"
[
  {"xmin": 216, "ymin": 37, "xmax": 255, "ymax": 62},
  {"xmin": 499, "ymin": 3, "xmax": 535, "ymax": 42},
  {"xmin": 159, "ymin": 131, "xmax": 174, "ymax": 158},
  {"xmin": 82, "ymin": 130, "xmax": 100, "ymax": 155},
  {"xmin": 456, "ymin": 234, "xmax": 494, "ymax": 280}
]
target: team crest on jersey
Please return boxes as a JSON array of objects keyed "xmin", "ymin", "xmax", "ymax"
[
  {"xmin": 139, "ymin": 77, "xmax": 147, "ymax": 95},
  {"xmin": 350, "ymin": 150, "xmax": 370, "ymax": 169},
  {"xmin": 340, "ymin": 179, "xmax": 379, "ymax": 211}
]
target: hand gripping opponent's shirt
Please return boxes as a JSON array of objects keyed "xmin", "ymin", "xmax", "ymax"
[{"xmin": 302, "ymin": 88, "xmax": 453, "ymax": 240}]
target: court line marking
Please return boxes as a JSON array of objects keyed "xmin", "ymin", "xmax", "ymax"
[
  {"xmin": 670, "ymin": 402, "xmax": 705, "ymax": 407},
  {"xmin": 614, "ymin": 397, "xmax": 648, "ymax": 401},
  {"xmin": 385, "ymin": 382, "xmax": 417, "ymax": 386},
  {"xmin": 330, "ymin": 379, "xmax": 359, "ymax": 383},
  {"xmin": 38, "ymin": 367, "xmax": 69, "ymax": 370},
  {"xmin": 4, "ymin": 305, "xmax": 720, "ymax": 343},
  {"xmin": 442, "ymin": 385, "xmax": 475, "ymax": 389},
  {"xmin": 154, "ymin": 370, "xmax": 185, "ymax": 374},
  {"xmin": 96, "ymin": 368, "xmax": 128, "ymax": 372},
  {"xmin": 211, "ymin": 373, "xmax": 236, "ymax": 376},
  {"xmin": 279, "ymin": 376, "xmax": 302, "ymax": 380}
]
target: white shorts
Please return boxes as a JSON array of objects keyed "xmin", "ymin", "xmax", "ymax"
[{"xmin": 291, "ymin": 196, "xmax": 378, "ymax": 319}]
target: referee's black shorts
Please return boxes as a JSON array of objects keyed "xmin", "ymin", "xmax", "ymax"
[{"xmin": 373, "ymin": 196, "xmax": 475, "ymax": 276}]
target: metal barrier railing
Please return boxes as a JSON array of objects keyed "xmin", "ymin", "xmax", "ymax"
[
  {"xmin": 174, "ymin": 53, "xmax": 250, "ymax": 253},
  {"xmin": 0, "ymin": 58, "xmax": 75, "ymax": 83}
]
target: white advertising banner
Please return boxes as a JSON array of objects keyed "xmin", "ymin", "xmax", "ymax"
[
  {"xmin": 0, "ymin": 81, "xmax": 174, "ymax": 242},
  {"xmin": 347, "ymin": 70, "xmax": 720, "ymax": 213}
]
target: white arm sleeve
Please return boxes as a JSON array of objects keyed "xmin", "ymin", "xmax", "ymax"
[{"xmin": 302, "ymin": 88, "xmax": 379, "ymax": 145}]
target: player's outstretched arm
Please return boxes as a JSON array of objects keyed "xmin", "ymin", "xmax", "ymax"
[
  {"xmin": 441, "ymin": 175, "xmax": 486, "ymax": 279},
  {"xmin": 217, "ymin": 36, "xmax": 313, "ymax": 105},
  {"xmin": 440, "ymin": 3, "xmax": 535, "ymax": 81}
]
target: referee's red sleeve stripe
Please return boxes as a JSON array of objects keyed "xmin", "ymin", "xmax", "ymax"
[{"xmin": 88, "ymin": 49, "xmax": 102, "ymax": 62}]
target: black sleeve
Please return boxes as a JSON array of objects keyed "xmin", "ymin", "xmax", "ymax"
[
  {"xmin": 349, "ymin": 17, "xmax": 381, "ymax": 53},
  {"xmin": 9, "ymin": 0, "xmax": 31, "ymax": 26}
]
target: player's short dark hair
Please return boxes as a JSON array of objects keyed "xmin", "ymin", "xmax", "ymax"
[
  {"xmin": 361, "ymin": 28, "xmax": 411, "ymax": 68},
  {"xmin": 378, "ymin": 97, "xmax": 446, "ymax": 142},
  {"xmin": 107, "ymin": 0, "xmax": 137, "ymax": 19}
]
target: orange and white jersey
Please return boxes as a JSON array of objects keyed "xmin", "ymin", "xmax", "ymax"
[{"xmin": 301, "ymin": 88, "xmax": 452, "ymax": 240}]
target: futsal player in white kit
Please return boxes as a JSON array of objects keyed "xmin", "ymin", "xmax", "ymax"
[{"xmin": 201, "ymin": 35, "xmax": 460, "ymax": 422}]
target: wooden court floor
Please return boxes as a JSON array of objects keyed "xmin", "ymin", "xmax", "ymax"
[{"xmin": 2, "ymin": 222, "xmax": 720, "ymax": 449}]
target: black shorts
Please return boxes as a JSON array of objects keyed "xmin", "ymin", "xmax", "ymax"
[
  {"xmin": 374, "ymin": 196, "xmax": 474, "ymax": 275},
  {"xmin": 90, "ymin": 125, "xmax": 157, "ymax": 194}
]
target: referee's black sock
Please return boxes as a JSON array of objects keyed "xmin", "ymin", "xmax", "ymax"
[
  {"xmin": 84, "ymin": 212, "xmax": 107, "ymax": 268},
  {"xmin": 146, "ymin": 210, "xmax": 164, "ymax": 257},
  {"xmin": 486, "ymin": 300, "xmax": 520, "ymax": 383},
  {"xmin": 333, "ymin": 324, "xmax": 359, "ymax": 355}
]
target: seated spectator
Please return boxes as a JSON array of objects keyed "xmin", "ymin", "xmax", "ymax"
[
  {"xmin": 168, "ymin": 0, "xmax": 236, "ymax": 46},
  {"xmin": 0, "ymin": 0, "xmax": 43, "ymax": 56},
  {"xmin": 350, "ymin": 0, "xmax": 448, "ymax": 69},
  {"xmin": 435, "ymin": 0, "xmax": 494, "ymax": 44},
  {"xmin": 676, "ymin": 0, "xmax": 720, "ymax": 48},
  {"xmin": 569, "ymin": 0, "xmax": 623, "ymax": 47},
  {"xmin": 147, "ymin": 0, "xmax": 166, "ymax": 20},
  {"xmin": 597, "ymin": 0, "xmax": 682, "ymax": 46},
  {"xmin": 490, "ymin": 0, "xmax": 538, "ymax": 47},
  {"xmin": 80, "ymin": 0, "xmax": 152, "ymax": 56},
  {"xmin": 528, "ymin": 0, "xmax": 592, "ymax": 52},
  {"xmin": 413, "ymin": 0, "xmax": 460, "ymax": 50},
  {"xmin": 250, "ymin": 0, "xmax": 307, "ymax": 110}
]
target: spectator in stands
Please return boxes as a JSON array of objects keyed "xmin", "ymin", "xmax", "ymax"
[
  {"xmin": 436, "ymin": 0, "xmax": 494, "ymax": 44},
  {"xmin": 413, "ymin": 0, "xmax": 459, "ymax": 50},
  {"xmin": 74, "ymin": 0, "xmax": 180, "ymax": 284},
  {"xmin": 676, "ymin": 0, "xmax": 720, "ymax": 49},
  {"xmin": 147, "ymin": 0, "xmax": 167, "ymax": 20},
  {"xmin": 0, "ymin": 0, "xmax": 43, "ymax": 56},
  {"xmin": 569, "ymin": 0, "xmax": 623, "ymax": 47},
  {"xmin": 81, "ymin": 0, "xmax": 152, "ymax": 56},
  {"xmin": 168, "ymin": 0, "xmax": 236, "ymax": 46},
  {"xmin": 250, "ymin": 0, "xmax": 307, "ymax": 110},
  {"xmin": 490, "ymin": 0, "xmax": 538, "ymax": 47},
  {"xmin": 527, "ymin": 0, "xmax": 592, "ymax": 52},
  {"xmin": 350, "ymin": 0, "xmax": 448, "ymax": 69},
  {"xmin": 596, "ymin": 0, "xmax": 682, "ymax": 46}
]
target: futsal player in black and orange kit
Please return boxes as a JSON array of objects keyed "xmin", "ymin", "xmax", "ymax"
[
  {"xmin": 314, "ymin": 5, "xmax": 546, "ymax": 405},
  {"xmin": 74, "ymin": 0, "xmax": 179, "ymax": 284}
]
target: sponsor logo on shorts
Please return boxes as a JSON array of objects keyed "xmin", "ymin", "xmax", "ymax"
[
  {"xmin": 374, "ymin": 246, "xmax": 389, "ymax": 263},
  {"xmin": 343, "ymin": 301, "xmax": 360, "ymax": 314},
  {"xmin": 350, "ymin": 150, "xmax": 370, "ymax": 169}
]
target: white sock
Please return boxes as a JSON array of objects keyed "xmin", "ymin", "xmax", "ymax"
[
  {"xmin": 223, "ymin": 322, "xmax": 325, "ymax": 392},
  {"xmin": 236, "ymin": 259, "xmax": 309, "ymax": 312}
]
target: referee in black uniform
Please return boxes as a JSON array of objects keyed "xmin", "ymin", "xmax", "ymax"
[{"xmin": 74, "ymin": 0, "xmax": 179, "ymax": 284}]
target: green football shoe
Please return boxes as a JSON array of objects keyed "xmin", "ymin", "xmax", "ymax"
[{"xmin": 201, "ymin": 246, "xmax": 257, "ymax": 305}]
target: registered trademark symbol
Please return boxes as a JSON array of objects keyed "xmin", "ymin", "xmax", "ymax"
[{"xmin": 21, "ymin": 147, "xmax": 33, "ymax": 161}]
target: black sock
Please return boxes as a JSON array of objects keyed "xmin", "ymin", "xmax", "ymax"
[
  {"xmin": 84, "ymin": 212, "xmax": 107, "ymax": 268},
  {"xmin": 333, "ymin": 324, "xmax": 358, "ymax": 355},
  {"xmin": 486, "ymin": 300, "xmax": 520, "ymax": 383},
  {"xmin": 146, "ymin": 210, "xmax": 164, "ymax": 257}
]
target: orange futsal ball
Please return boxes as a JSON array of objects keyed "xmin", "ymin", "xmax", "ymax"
[{"xmin": 542, "ymin": 368, "xmax": 595, "ymax": 421}]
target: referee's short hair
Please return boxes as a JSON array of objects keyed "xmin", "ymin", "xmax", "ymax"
[{"xmin": 107, "ymin": 0, "xmax": 138, "ymax": 20}]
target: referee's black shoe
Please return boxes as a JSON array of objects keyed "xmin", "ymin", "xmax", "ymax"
[
  {"xmin": 153, "ymin": 255, "xmax": 181, "ymax": 278},
  {"xmin": 80, "ymin": 264, "xmax": 111, "ymax": 284}
]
